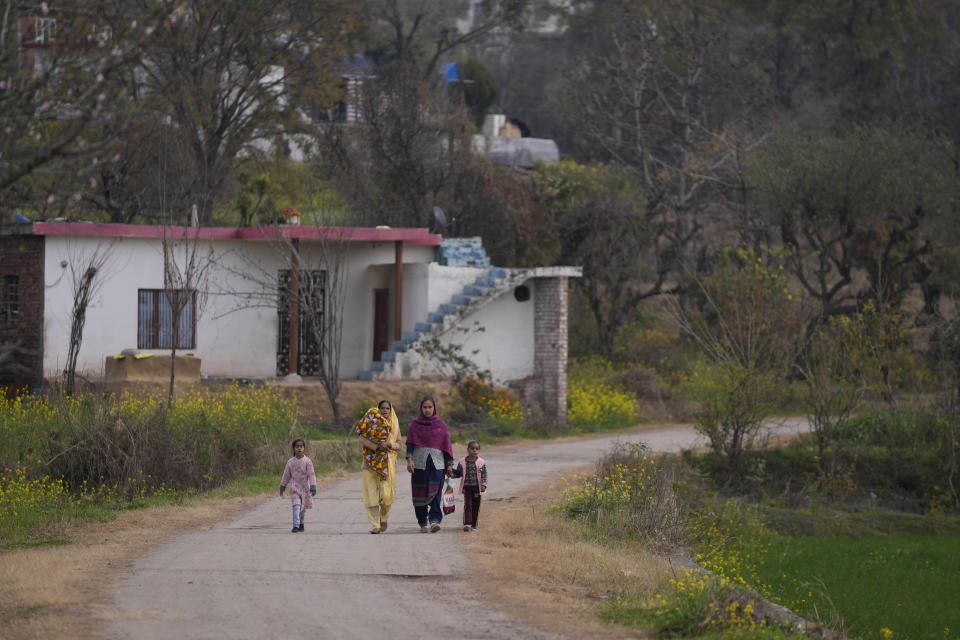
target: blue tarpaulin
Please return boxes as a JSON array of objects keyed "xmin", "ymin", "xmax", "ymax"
[{"xmin": 443, "ymin": 62, "xmax": 459, "ymax": 84}]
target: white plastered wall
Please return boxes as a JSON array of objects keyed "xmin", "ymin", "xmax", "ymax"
[
  {"xmin": 427, "ymin": 263, "xmax": 486, "ymax": 310},
  {"xmin": 433, "ymin": 278, "xmax": 536, "ymax": 383},
  {"xmin": 41, "ymin": 235, "xmax": 435, "ymax": 380}
]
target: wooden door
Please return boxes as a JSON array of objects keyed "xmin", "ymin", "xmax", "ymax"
[{"xmin": 373, "ymin": 289, "xmax": 390, "ymax": 361}]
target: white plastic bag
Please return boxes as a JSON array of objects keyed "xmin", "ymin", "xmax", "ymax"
[{"xmin": 441, "ymin": 478, "xmax": 456, "ymax": 515}]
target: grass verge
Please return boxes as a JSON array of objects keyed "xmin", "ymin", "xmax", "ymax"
[{"xmin": 461, "ymin": 466, "xmax": 667, "ymax": 639}]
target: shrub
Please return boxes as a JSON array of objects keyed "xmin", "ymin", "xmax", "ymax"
[
  {"xmin": 607, "ymin": 363, "xmax": 670, "ymax": 402},
  {"xmin": 449, "ymin": 378, "xmax": 522, "ymax": 433},
  {"xmin": 602, "ymin": 567, "xmax": 803, "ymax": 638},
  {"xmin": 0, "ymin": 384, "xmax": 300, "ymax": 498},
  {"xmin": 568, "ymin": 355, "xmax": 617, "ymax": 385},
  {"xmin": 684, "ymin": 359, "xmax": 783, "ymax": 472},
  {"xmin": 567, "ymin": 380, "xmax": 638, "ymax": 431},
  {"xmin": 671, "ymin": 249, "xmax": 805, "ymax": 474},
  {"xmin": 557, "ymin": 443, "xmax": 684, "ymax": 551},
  {"xmin": 350, "ymin": 398, "xmax": 379, "ymax": 421}
]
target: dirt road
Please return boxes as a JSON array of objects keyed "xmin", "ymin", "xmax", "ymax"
[{"xmin": 102, "ymin": 419, "xmax": 807, "ymax": 640}]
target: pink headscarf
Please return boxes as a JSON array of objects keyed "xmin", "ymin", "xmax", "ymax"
[{"xmin": 405, "ymin": 396, "xmax": 453, "ymax": 458}]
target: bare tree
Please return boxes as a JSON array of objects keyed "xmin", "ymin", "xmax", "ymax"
[
  {"xmin": 294, "ymin": 213, "xmax": 350, "ymax": 427},
  {"xmin": 64, "ymin": 241, "xmax": 117, "ymax": 394},
  {"xmin": 212, "ymin": 200, "xmax": 350, "ymax": 426},
  {"xmin": 664, "ymin": 252, "xmax": 806, "ymax": 474},
  {"xmin": 361, "ymin": 0, "xmax": 529, "ymax": 78},
  {"xmin": 161, "ymin": 215, "xmax": 212, "ymax": 406},
  {"xmin": 0, "ymin": 1, "xmax": 170, "ymax": 214},
  {"xmin": 563, "ymin": 0, "xmax": 759, "ymax": 280}
]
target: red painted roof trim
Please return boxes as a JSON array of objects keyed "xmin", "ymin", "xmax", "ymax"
[{"xmin": 27, "ymin": 222, "xmax": 442, "ymax": 246}]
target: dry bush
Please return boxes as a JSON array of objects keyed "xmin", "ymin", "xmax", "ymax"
[
  {"xmin": 305, "ymin": 439, "xmax": 359, "ymax": 469},
  {"xmin": 608, "ymin": 363, "xmax": 670, "ymax": 402}
]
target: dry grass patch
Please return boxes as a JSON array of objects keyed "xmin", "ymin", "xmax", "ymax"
[{"xmin": 463, "ymin": 468, "xmax": 664, "ymax": 639}]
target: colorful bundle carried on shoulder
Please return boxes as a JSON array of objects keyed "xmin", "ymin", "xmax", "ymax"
[{"xmin": 355, "ymin": 407, "xmax": 391, "ymax": 479}]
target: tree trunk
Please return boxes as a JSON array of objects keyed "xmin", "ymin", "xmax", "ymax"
[{"xmin": 65, "ymin": 267, "xmax": 97, "ymax": 395}]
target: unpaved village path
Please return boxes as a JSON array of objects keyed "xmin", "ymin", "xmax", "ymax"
[{"xmin": 103, "ymin": 419, "xmax": 808, "ymax": 640}]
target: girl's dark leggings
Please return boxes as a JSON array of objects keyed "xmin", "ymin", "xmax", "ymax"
[{"xmin": 463, "ymin": 489, "xmax": 481, "ymax": 527}]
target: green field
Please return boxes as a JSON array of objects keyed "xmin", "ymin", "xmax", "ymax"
[{"xmin": 752, "ymin": 534, "xmax": 960, "ymax": 640}]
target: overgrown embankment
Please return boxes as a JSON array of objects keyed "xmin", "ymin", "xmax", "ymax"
[{"xmin": 0, "ymin": 383, "xmax": 359, "ymax": 547}]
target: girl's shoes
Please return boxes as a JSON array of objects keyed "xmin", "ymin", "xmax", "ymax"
[
  {"xmin": 463, "ymin": 525, "xmax": 471, "ymax": 532},
  {"xmin": 298, "ymin": 523, "xmax": 304, "ymax": 532},
  {"xmin": 370, "ymin": 527, "xmax": 381, "ymax": 534},
  {"xmin": 379, "ymin": 521, "xmax": 388, "ymax": 532},
  {"xmin": 430, "ymin": 522, "xmax": 441, "ymax": 533},
  {"xmin": 291, "ymin": 527, "xmax": 300, "ymax": 533},
  {"xmin": 420, "ymin": 525, "xmax": 430, "ymax": 533}
]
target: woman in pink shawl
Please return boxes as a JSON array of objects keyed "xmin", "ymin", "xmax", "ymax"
[{"xmin": 405, "ymin": 396, "xmax": 453, "ymax": 532}]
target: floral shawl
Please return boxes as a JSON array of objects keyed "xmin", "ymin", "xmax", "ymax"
[{"xmin": 355, "ymin": 407, "xmax": 391, "ymax": 479}]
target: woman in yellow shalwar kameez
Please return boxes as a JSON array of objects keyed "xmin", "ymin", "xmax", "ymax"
[{"xmin": 355, "ymin": 400, "xmax": 401, "ymax": 534}]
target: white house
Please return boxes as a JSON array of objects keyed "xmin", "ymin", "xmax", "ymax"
[{"xmin": 0, "ymin": 221, "xmax": 580, "ymax": 422}]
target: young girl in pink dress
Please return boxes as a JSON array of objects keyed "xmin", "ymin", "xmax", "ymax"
[{"xmin": 280, "ymin": 438, "xmax": 316, "ymax": 532}]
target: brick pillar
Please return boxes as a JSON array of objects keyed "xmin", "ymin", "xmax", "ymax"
[
  {"xmin": 534, "ymin": 276, "xmax": 569, "ymax": 428},
  {"xmin": 0, "ymin": 235, "xmax": 45, "ymax": 391}
]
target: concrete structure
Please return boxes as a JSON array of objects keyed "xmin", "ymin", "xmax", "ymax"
[{"xmin": 0, "ymin": 222, "xmax": 581, "ymax": 423}]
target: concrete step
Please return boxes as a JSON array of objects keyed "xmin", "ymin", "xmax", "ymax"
[
  {"xmin": 427, "ymin": 312, "xmax": 445, "ymax": 323},
  {"xmin": 357, "ymin": 371, "xmax": 375, "ymax": 381},
  {"xmin": 474, "ymin": 276, "xmax": 496, "ymax": 287},
  {"xmin": 414, "ymin": 322, "xmax": 434, "ymax": 332},
  {"xmin": 392, "ymin": 341, "xmax": 408, "ymax": 352},
  {"xmin": 438, "ymin": 304, "xmax": 458, "ymax": 315},
  {"xmin": 463, "ymin": 285, "xmax": 484, "ymax": 297},
  {"xmin": 489, "ymin": 267, "xmax": 508, "ymax": 279},
  {"xmin": 370, "ymin": 361, "xmax": 385, "ymax": 372},
  {"xmin": 381, "ymin": 351, "xmax": 396, "ymax": 363},
  {"xmin": 450, "ymin": 294, "xmax": 470, "ymax": 306},
  {"xmin": 402, "ymin": 331, "xmax": 420, "ymax": 343}
]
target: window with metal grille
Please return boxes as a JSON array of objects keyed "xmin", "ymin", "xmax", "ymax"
[
  {"xmin": 137, "ymin": 289, "xmax": 196, "ymax": 349},
  {"xmin": 2, "ymin": 275, "xmax": 18, "ymax": 322},
  {"xmin": 34, "ymin": 16, "xmax": 56, "ymax": 44}
]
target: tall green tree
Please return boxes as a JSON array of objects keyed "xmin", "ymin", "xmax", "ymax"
[
  {"xmin": 732, "ymin": 0, "xmax": 944, "ymax": 117},
  {"xmin": 460, "ymin": 58, "xmax": 499, "ymax": 127},
  {"xmin": 135, "ymin": 0, "xmax": 356, "ymax": 224},
  {"xmin": 746, "ymin": 124, "xmax": 954, "ymax": 318},
  {"xmin": 535, "ymin": 160, "xmax": 670, "ymax": 358}
]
